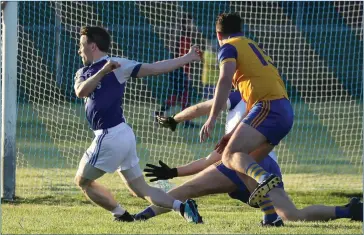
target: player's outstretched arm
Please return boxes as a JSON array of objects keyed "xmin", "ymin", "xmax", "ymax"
[
  {"xmin": 135, "ymin": 46, "xmax": 202, "ymax": 78},
  {"xmin": 157, "ymin": 99, "xmax": 228, "ymax": 131},
  {"xmin": 157, "ymin": 99, "xmax": 216, "ymax": 131},
  {"xmin": 173, "ymin": 99, "xmax": 216, "ymax": 122},
  {"xmin": 144, "ymin": 151, "xmax": 221, "ymax": 181},
  {"xmin": 174, "ymin": 151, "xmax": 222, "ymax": 176}
]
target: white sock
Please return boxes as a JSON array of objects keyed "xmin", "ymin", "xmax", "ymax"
[
  {"xmin": 172, "ymin": 200, "xmax": 182, "ymax": 212},
  {"xmin": 111, "ymin": 204, "xmax": 126, "ymax": 217}
]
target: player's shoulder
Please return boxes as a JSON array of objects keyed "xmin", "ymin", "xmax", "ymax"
[
  {"xmin": 219, "ymin": 43, "xmax": 237, "ymax": 52},
  {"xmin": 110, "ymin": 56, "xmax": 138, "ymax": 66},
  {"xmin": 110, "ymin": 56, "xmax": 126, "ymax": 62},
  {"xmin": 74, "ymin": 66, "xmax": 88, "ymax": 77},
  {"xmin": 218, "ymin": 43, "xmax": 238, "ymax": 62}
]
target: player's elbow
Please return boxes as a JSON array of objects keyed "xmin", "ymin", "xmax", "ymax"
[
  {"xmin": 75, "ymin": 91, "xmax": 82, "ymax": 98},
  {"xmin": 75, "ymin": 89, "xmax": 88, "ymax": 98},
  {"xmin": 75, "ymin": 91, "xmax": 84, "ymax": 98}
]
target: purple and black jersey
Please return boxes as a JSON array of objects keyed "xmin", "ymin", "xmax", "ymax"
[{"xmin": 74, "ymin": 56, "xmax": 141, "ymax": 130}]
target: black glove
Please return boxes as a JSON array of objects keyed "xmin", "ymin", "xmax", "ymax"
[
  {"xmin": 156, "ymin": 115, "xmax": 178, "ymax": 132},
  {"xmin": 144, "ymin": 160, "xmax": 178, "ymax": 182}
]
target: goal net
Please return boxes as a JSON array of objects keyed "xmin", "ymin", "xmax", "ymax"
[{"xmin": 12, "ymin": 1, "xmax": 362, "ymax": 197}]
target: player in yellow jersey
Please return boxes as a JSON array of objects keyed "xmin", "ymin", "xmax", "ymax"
[{"xmin": 200, "ymin": 13, "xmax": 294, "ymax": 207}]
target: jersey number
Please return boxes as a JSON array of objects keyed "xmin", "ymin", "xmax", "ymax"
[{"xmin": 248, "ymin": 43, "xmax": 281, "ymax": 75}]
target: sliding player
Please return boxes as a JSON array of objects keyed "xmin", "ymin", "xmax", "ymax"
[
  {"xmin": 142, "ymin": 91, "xmax": 283, "ymax": 226},
  {"xmin": 135, "ymin": 92, "xmax": 363, "ymax": 225}
]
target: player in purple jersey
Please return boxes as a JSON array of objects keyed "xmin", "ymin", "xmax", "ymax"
[{"xmin": 73, "ymin": 26, "xmax": 202, "ymax": 223}]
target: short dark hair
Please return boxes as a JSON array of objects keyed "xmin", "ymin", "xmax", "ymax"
[
  {"xmin": 216, "ymin": 13, "xmax": 242, "ymax": 35},
  {"xmin": 80, "ymin": 26, "xmax": 111, "ymax": 52}
]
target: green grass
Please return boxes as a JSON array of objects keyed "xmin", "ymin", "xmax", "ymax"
[
  {"xmin": 2, "ymin": 171, "xmax": 363, "ymax": 234},
  {"xmin": 3, "ymin": 100, "xmax": 363, "ymax": 234}
]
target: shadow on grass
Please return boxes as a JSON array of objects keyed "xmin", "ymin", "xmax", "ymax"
[
  {"xmin": 329, "ymin": 192, "xmax": 363, "ymax": 199},
  {"xmin": 2, "ymin": 195, "xmax": 93, "ymax": 206},
  {"xmin": 286, "ymin": 222, "xmax": 362, "ymax": 229}
]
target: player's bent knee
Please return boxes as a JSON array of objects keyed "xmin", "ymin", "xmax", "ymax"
[
  {"xmin": 221, "ymin": 153, "xmax": 234, "ymax": 170},
  {"xmin": 74, "ymin": 175, "xmax": 82, "ymax": 187},
  {"xmin": 74, "ymin": 175, "xmax": 92, "ymax": 190}
]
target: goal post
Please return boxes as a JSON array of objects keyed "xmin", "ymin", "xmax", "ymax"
[{"xmin": 1, "ymin": 1, "xmax": 18, "ymax": 201}]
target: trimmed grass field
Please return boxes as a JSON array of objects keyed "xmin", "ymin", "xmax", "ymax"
[
  {"xmin": 2, "ymin": 171, "xmax": 363, "ymax": 234},
  {"xmin": 2, "ymin": 100, "xmax": 363, "ymax": 234}
]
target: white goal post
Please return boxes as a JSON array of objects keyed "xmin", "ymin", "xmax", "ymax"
[{"xmin": 1, "ymin": 1, "xmax": 18, "ymax": 200}]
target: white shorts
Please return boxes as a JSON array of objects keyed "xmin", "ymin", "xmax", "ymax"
[{"xmin": 80, "ymin": 122, "xmax": 140, "ymax": 173}]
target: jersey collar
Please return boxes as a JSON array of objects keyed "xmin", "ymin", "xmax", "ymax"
[
  {"xmin": 228, "ymin": 32, "xmax": 244, "ymax": 39},
  {"xmin": 92, "ymin": 55, "xmax": 109, "ymax": 64},
  {"xmin": 222, "ymin": 32, "xmax": 244, "ymax": 45}
]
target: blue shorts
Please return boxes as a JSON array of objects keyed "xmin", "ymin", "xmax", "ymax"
[
  {"xmin": 243, "ymin": 98, "xmax": 294, "ymax": 145},
  {"xmin": 215, "ymin": 156, "xmax": 284, "ymax": 205}
]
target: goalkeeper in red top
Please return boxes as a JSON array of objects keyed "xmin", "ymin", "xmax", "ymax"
[{"xmin": 154, "ymin": 13, "xmax": 199, "ymax": 128}]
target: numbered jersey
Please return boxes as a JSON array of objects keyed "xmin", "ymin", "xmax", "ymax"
[{"xmin": 218, "ymin": 35, "xmax": 288, "ymax": 111}]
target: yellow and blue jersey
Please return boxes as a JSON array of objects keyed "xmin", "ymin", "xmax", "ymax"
[{"xmin": 218, "ymin": 34, "xmax": 288, "ymax": 111}]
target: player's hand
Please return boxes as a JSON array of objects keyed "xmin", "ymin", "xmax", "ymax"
[
  {"xmin": 187, "ymin": 45, "xmax": 203, "ymax": 62},
  {"xmin": 156, "ymin": 115, "xmax": 178, "ymax": 132},
  {"xmin": 215, "ymin": 132, "xmax": 233, "ymax": 154},
  {"xmin": 144, "ymin": 160, "xmax": 178, "ymax": 182},
  {"xmin": 101, "ymin": 60, "xmax": 121, "ymax": 74},
  {"xmin": 199, "ymin": 116, "xmax": 216, "ymax": 142}
]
